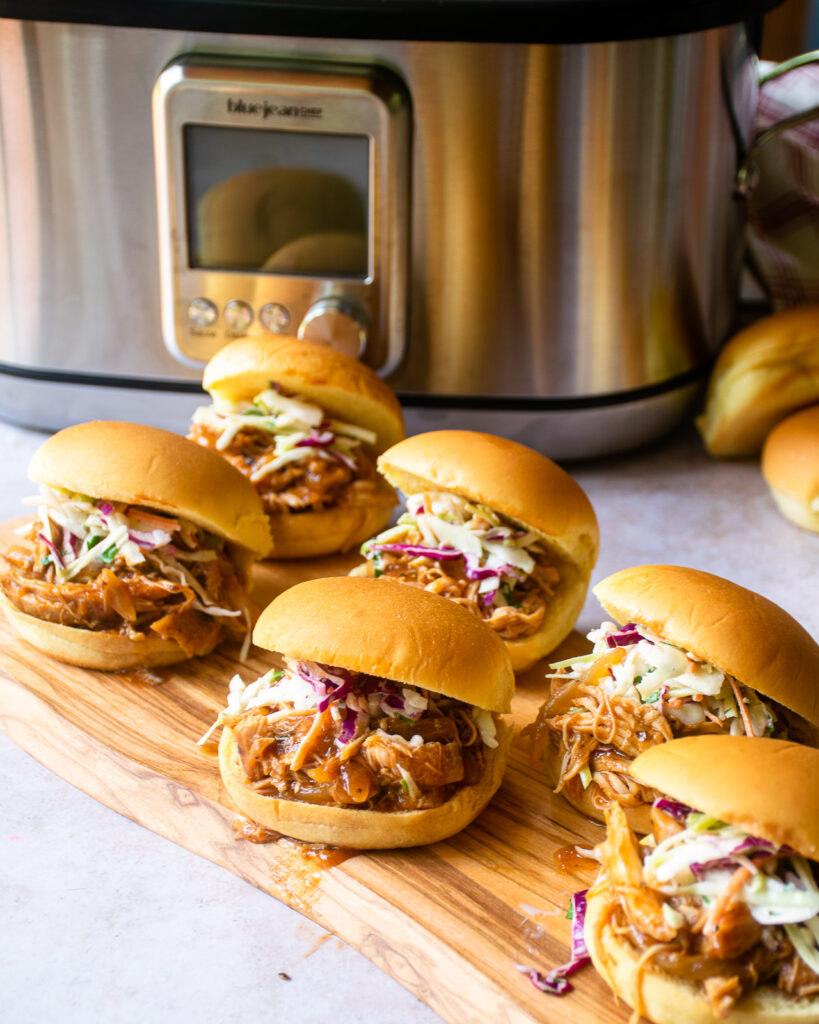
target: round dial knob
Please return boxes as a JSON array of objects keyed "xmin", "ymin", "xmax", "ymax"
[{"xmin": 298, "ymin": 298, "xmax": 368, "ymax": 359}]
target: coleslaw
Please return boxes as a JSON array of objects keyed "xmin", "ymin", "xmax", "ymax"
[
  {"xmin": 191, "ymin": 384, "xmax": 376, "ymax": 483},
  {"xmin": 362, "ymin": 491, "xmax": 546, "ymax": 609},
  {"xmin": 548, "ymin": 620, "xmax": 777, "ymax": 737}
]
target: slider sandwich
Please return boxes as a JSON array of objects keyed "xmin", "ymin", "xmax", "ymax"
[
  {"xmin": 189, "ymin": 336, "xmax": 404, "ymax": 559},
  {"xmin": 354, "ymin": 430, "xmax": 599, "ymax": 673},
  {"xmin": 585, "ymin": 736, "xmax": 819, "ymax": 1022},
  {"xmin": 530, "ymin": 565, "xmax": 819, "ymax": 832},
  {"xmin": 211, "ymin": 575, "xmax": 514, "ymax": 848},
  {"xmin": 0, "ymin": 421, "xmax": 271, "ymax": 669}
]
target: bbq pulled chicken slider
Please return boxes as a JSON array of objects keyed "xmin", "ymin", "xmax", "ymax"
[
  {"xmin": 354, "ymin": 430, "xmax": 599, "ymax": 673},
  {"xmin": 189, "ymin": 336, "xmax": 404, "ymax": 559},
  {"xmin": 213, "ymin": 575, "xmax": 514, "ymax": 848},
  {"xmin": 531, "ymin": 566, "xmax": 819, "ymax": 833},
  {"xmin": 585, "ymin": 737, "xmax": 819, "ymax": 1022},
  {"xmin": 0, "ymin": 421, "xmax": 271, "ymax": 669}
]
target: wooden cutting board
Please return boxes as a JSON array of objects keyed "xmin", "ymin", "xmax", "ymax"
[{"xmin": 0, "ymin": 519, "xmax": 625, "ymax": 1024}]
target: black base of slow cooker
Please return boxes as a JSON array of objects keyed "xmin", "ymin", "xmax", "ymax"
[{"xmin": 0, "ymin": 363, "xmax": 704, "ymax": 461}]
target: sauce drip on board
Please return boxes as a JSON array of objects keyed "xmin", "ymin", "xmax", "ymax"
[{"xmin": 553, "ymin": 843, "xmax": 598, "ymax": 874}]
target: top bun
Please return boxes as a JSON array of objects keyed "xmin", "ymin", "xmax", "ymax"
[
  {"xmin": 377, "ymin": 430, "xmax": 599, "ymax": 572},
  {"xmin": 593, "ymin": 565, "xmax": 819, "ymax": 728},
  {"xmin": 761, "ymin": 403, "xmax": 819, "ymax": 532},
  {"xmin": 253, "ymin": 575, "xmax": 514, "ymax": 713},
  {"xmin": 631, "ymin": 736, "xmax": 819, "ymax": 860},
  {"xmin": 696, "ymin": 305, "xmax": 819, "ymax": 457},
  {"xmin": 29, "ymin": 421, "xmax": 271, "ymax": 556},
  {"xmin": 202, "ymin": 336, "xmax": 404, "ymax": 454}
]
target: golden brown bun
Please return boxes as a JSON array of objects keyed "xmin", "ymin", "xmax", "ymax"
[
  {"xmin": 762, "ymin": 404, "xmax": 819, "ymax": 533},
  {"xmin": 0, "ymin": 593, "xmax": 203, "ymax": 670},
  {"xmin": 376, "ymin": 430, "xmax": 599, "ymax": 670},
  {"xmin": 29, "ymin": 421, "xmax": 272, "ymax": 557},
  {"xmin": 219, "ymin": 718, "xmax": 511, "ymax": 849},
  {"xmin": 696, "ymin": 305, "xmax": 819, "ymax": 456},
  {"xmin": 630, "ymin": 736, "xmax": 819, "ymax": 860},
  {"xmin": 203, "ymin": 336, "xmax": 404, "ymax": 454},
  {"xmin": 254, "ymin": 575, "xmax": 515, "ymax": 713},
  {"xmin": 540, "ymin": 736, "xmax": 653, "ymax": 834},
  {"xmin": 585, "ymin": 883, "xmax": 819, "ymax": 1024},
  {"xmin": 594, "ymin": 565, "xmax": 819, "ymax": 729},
  {"xmin": 268, "ymin": 501, "xmax": 396, "ymax": 560}
]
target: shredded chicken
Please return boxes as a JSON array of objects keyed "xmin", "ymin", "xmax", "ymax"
[
  {"xmin": 365, "ymin": 542, "xmax": 559, "ymax": 640},
  {"xmin": 529, "ymin": 660, "xmax": 673, "ymax": 810},
  {"xmin": 0, "ymin": 518, "xmax": 248, "ymax": 657},
  {"xmin": 189, "ymin": 423, "xmax": 394, "ymax": 515},
  {"xmin": 228, "ymin": 673, "xmax": 489, "ymax": 812}
]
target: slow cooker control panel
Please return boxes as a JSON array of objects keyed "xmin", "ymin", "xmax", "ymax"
[{"xmin": 153, "ymin": 54, "xmax": 409, "ymax": 374}]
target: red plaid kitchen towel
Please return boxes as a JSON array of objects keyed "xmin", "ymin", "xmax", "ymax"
[{"xmin": 747, "ymin": 61, "xmax": 819, "ymax": 307}]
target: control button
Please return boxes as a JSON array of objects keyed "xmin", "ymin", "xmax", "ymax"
[
  {"xmin": 224, "ymin": 299, "xmax": 254, "ymax": 332},
  {"xmin": 259, "ymin": 302, "xmax": 291, "ymax": 333},
  {"xmin": 298, "ymin": 298, "xmax": 367, "ymax": 359},
  {"xmin": 187, "ymin": 297, "xmax": 218, "ymax": 328}
]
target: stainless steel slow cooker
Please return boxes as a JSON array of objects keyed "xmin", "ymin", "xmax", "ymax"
[{"xmin": 0, "ymin": 0, "xmax": 784, "ymax": 456}]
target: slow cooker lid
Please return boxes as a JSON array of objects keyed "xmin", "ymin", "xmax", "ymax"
[{"xmin": 5, "ymin": 0, "xmax": 785, "ymax": 43}]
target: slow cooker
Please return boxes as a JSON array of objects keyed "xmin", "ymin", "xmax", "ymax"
[{"xmin": 0, "ymin": 0, "xmax": 785, "ymax": 456}]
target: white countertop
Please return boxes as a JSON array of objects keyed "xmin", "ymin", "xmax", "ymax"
[{"xmin": 1, "ymin": 417, "xmax": 817, "ymax": 1024}]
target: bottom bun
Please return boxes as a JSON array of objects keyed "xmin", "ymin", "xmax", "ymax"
[
  {"xmin": 0, "ymin": 593, "xmax": 199, "ymax": 670},
  {"xmin": 541, "ymin": 736, "xmax": 653, "ymax": 835},
  {"xmin": 268, "ymin": 501, "xmax": 395, "ymax": 560},
  {"xmin": 585, "ymin": 886, "xmax": 819, "ymax": 1023},
  {"xmin": 218, "ymin": 719, "xmax": 512, "ymax": 849}
]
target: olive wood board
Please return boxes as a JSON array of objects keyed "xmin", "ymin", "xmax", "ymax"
[{"xmin": 0, "ymin": 518, "xmax": 627, "ymax": 1024}]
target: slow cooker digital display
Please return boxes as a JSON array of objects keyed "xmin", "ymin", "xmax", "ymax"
[{"xmin": 183, "ymin": 124, "xmax": 370, "ymax": 278}]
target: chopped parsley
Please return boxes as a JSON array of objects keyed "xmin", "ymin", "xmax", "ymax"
[
  {"xmin": 400, "ymin": 777, "xmax": 410, "ymax": 794},
  {"xmin": 99, "ymin": 544, "xmax": 118, "ymax": 564},
  {"xmin": 500, "ymin": 582, "xmax": 521, "ymax": 609},
  {"xmin": 373, "ymin": 552, "xmax": 384, "ymax": 579},
  {"xmin": 642, "ymin": 691, "xmax": 661, "ymax": 704}
]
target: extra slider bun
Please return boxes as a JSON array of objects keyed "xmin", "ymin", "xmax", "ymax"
[
  {"xmin": 373, "ymin": 430, "xmax": 600, "ymax": 673},
  {"xmin": 543, "ymin": 565, "xmax": 819, "ymax": 833},
  {"xmin": 203, "ymin": 336, "xmax": 405, "ymax": 559},
  {"xmin": 5, "ymin": 421, "xmax": 271, "ymax": 670},
  {"xmin": 762, "ymin": 404, "xmax": 819, "ymax": 533},
  {"xmin": 696, "ymin": 305, "xmax": 819, "ymax": 457},
  {"xmin": 585, "ymin": 737, "xmax": 819, "ymax": 1024},
  {"xmin": 218, "ymin": 576, "xmax": 514, "ymax": 848}
]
